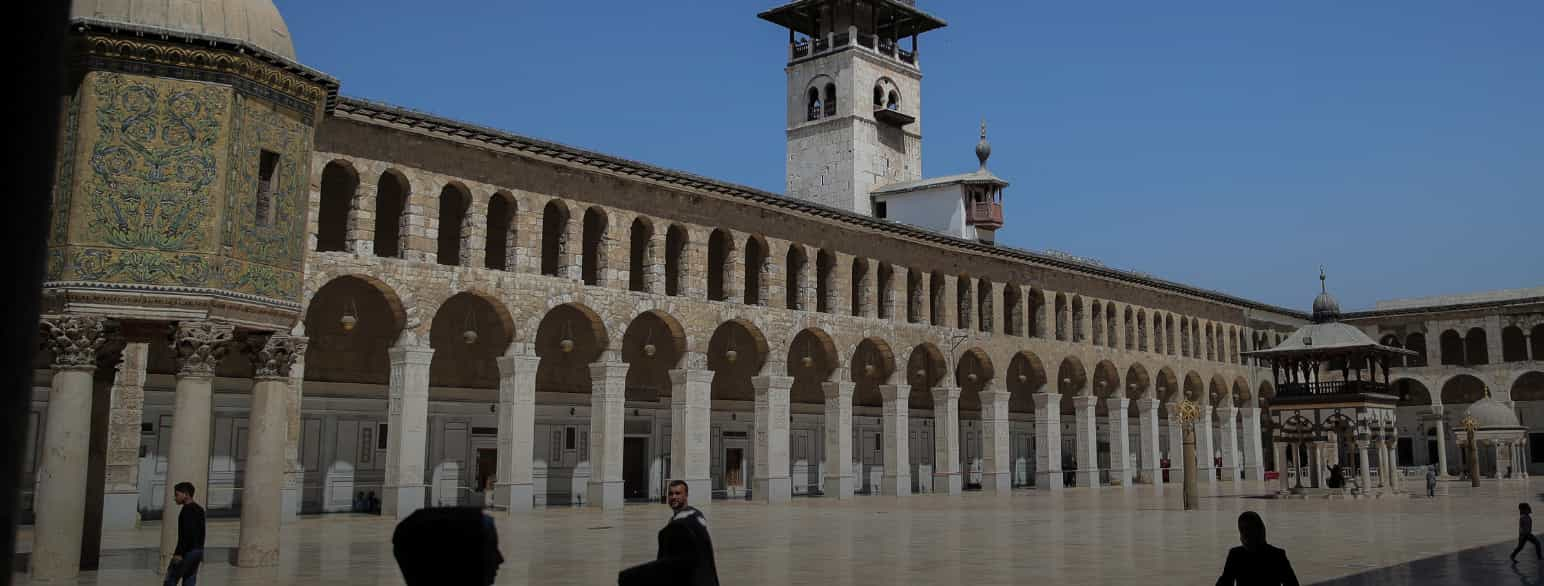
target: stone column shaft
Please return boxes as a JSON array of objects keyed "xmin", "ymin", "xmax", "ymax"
[
  {"xmin": 1217, "ymin": 406, "xmax": 1240, "ymax": 482},
  {"xmin": 1196, "ymin": 406, "xmax": 1216, "ymax": 486},
  {"xmin": 384, "ymin": 343, "xmax": 434, "ymax": 520},
  {"xmin": 1357, "ymin": 441, "xmax": 1373, "ymax": 491},
  {"xmin": 1167, "ymin": 404, "xmax": 1184, "ymax": 483},
  {"xmin": 753, "ymin": 375, "xmax": 793, "ymax": 503},
  {"xmin": 1108, "ymin": 397, "xmax": 1132, "ymax": 487},
  {"xmin": 1137, "ymin": 399, "xmax": 1161, "ymax": 489},
  {"xmin": 587, "ymin": 362, "xmax": 628, "ymax": 509},
  {"xmin": 1241, "ymin": 407, "xmax": 1265, "ymax": 482},
  {"xmin": 237, "ymin": 334, "xmax": 304, "ymax": 567},
  {"xmin": 103, "ymin": 342, "xmax": 149, "ymax": 530},
  {"xmin": 879, "ymin": 384, "xmax": 912, "ymax": 496},
  {"xmin": 823, "ymin": 381, "xmax": 856, "ymax": 499},
  {"xmin": 496, "ymin": 352, "xmax": 540, "ymax": 511},
  {"xmin": 1033, "ymin": 393, "xmax": 1063, "ymax": 490},
  {"xmin": 32, "ymin": 316, "xmax": 110, "ymax": 580},
  {"xmin": 160, "ymin": 321, "xmax": 233, "ymax": 569},
  {"xmin": 932, "ymin": 387, "xmax": 963, "ymax": 495},
  {"xmin": 979, "ymin": 389, "xmax": 1011, "ymax": 493},
  {"xmin": 1433, "ymin": 408, "xmax": 1450, "ymax": 478},
  {"xmin": 1073, "ymin": 396, "xmax": 1099, "ymax": 487},
  {"xmin": 670, "ymin": 367, "xmax": 713, "ymax": 504}
]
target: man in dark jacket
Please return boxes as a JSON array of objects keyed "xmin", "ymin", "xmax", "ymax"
[
  {"xmin": 619, "ymin": 480, "xmax": 719, "ymax": 586},
  {"xmin": 164, "ymin": 482, "xmax": 205, "ymax": 586}
]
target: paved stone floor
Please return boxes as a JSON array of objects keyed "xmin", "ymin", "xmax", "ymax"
[{"xmin": 11, "ymin": 479, "xmax": 1543, "ymax": 585}]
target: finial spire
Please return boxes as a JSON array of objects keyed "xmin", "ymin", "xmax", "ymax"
[
  {"xmin": 1319, "ymin": 266, "xmax": 1327, "ymax": 293},
  {"xmin": 975, "ymin": 119, "xmax": 992, "ymax": 170}
]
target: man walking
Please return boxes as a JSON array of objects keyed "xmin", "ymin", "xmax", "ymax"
[
  {"xmin": 1426, "ymin": 465, "xmax": 1438, "ymax": 498},
  {"xmin": 164, "ymin": 482, "xmax": 205, "ymax": 586},
  {"xmin": 619, "ymin": 480, "xmax": 719, "ymax": 586}
]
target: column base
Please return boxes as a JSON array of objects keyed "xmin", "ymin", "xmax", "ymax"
[
  {"xmin": 587, "ymin": 480, "xmax": 624, "ymax": 510},
  {"xmin": 684, "ymin": 477, "xmax": 711, "ymax": 507},
  {"xmin": 495, "ymin": 483, "xmax": 535, "ymax": 511},
  {"xmin": 1220, "ymin": 467, "xmax": 1238, "ymax": 482},
  {"xmin": 384, "ymin": 484, "xmax": 425, "ymax": 521},
  {"xmin": 1077, "ymin": 470, "xmax": 1099, "ymax": 488},
  {"xmin": 754, "ymin": 477, "xmax": 791, "ymax": 504},
  {"xmin": 824, "ymin": 474, "xmax": 855, "ymax": 499},
  {"xmin": 1109, "ymin": 469, "xmax": 1131, "ymax": 488},
  {"xmin": 280, "ymin": 487, "xmax": 300, "ymax": 522},
  {"xmin": 1035, "ymin": 470, "xmax": 1064, "ymax": 491},
  {"xmin": 933, "ymin": 472, "xmax": 962, "ymax": 495},
  {"xmin": 981, "ymin": 472, "xmax": 1011, "ymax": 494},
  {"xmin": 102, "ymin": 491, "xmax": 140, "ymax": 529},
  {"xmin": 881, "ymin": 473, "xmax": 912, "ymax": 496}
]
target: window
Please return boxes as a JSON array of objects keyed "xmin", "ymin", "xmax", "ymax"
[
  {"xmin": 823, "ymin": 83, "xmax": 837, "ymax": 117},
  {"xmin": 565, "ymin": 427, "xmax": 576, "ymax": 450},
  {"xmin": 807, "ymin": 87, "xmax": 822, "ymax": 121},
  {"xmin": 255, "ymin": 150, "xmax": 280, "ymax": 226},
  {"xmin": 873, "ymin": 200, "xmax": 888, "ymax": 219}
]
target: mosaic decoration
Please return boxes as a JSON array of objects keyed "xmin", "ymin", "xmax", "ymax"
[
  {"xmin": 224, "ymin": 96, "xmax": 310, "ymax": 271},
  {"xmin": 83, "ymin": 72, "xmax": 226, "ymax": 252}
]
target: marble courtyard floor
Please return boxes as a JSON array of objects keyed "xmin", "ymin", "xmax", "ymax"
[{"xmin": 12, "ymin": 479, "xmax": 1542, "ymax": 585}]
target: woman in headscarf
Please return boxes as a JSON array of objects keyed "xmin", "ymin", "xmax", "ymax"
[{"xmin": 1216, "ymin": 511, "xmax": 1299, "ymax": 586}]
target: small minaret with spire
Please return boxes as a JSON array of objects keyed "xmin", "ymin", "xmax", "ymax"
[{"xmin": 868, "ymin": 120, "xmax": 1009, "ymax": 243}]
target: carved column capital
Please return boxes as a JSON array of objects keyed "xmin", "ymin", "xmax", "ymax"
[
  {"xmin": 170, "ymin": 321, "xmax": 235, "ymax": 378},
  {"xmin": 39, "ymin": 315, "xmax": 112, "ymax": 370},
  {"xmin": 246, "ymin": 333, "xmax": 308, "ymax": 380}
]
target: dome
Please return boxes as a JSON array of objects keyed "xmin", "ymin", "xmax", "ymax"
[
  {"xmin": 1311, "ymin": 291, "xmax": 1341, "ymax": 322},
  {"xmin": 1463, "ymin": 396, "xmax": 1522, "ymax": 429},
  {"xmin": 71, "ymin": 0, "xmax": 296, "ymax": 61}
]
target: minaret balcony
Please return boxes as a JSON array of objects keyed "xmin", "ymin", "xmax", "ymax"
[
  {"xmin": 789, "ymin": 31, "xmax": 916, "ymax": 66},
  {"xmin": 966, "ymin": 201, "xmax": 1003, "ymax": 228}
]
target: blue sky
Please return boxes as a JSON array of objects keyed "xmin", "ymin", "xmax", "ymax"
[{"xmin": 276, "ymin": 1, "xmax": 1542, "ymax": 311}]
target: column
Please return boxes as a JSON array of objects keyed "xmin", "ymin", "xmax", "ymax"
[
  {"xmin": 587, "ymin": 361, "xmax": 628, "ymax": 509},
  {"xmin": 979, "ymin": 387, "xmax": 1011, "ymax": 493},
  {"xmin": 1432, "ymin": 406, "xmax": 1450, "ymax": 478},
  {"xmin": 823, "ymin": 380, "xmax": 856, "ymax": 499},
  {"xmin": 932, "ymin": 387, "xmax": 963, "ymax": 495},
  {"xmin": 31, "ymin": 316, "xmax": 110, "ymax": 580},
  {"xmin": 879, "ymin": 384, "xmax": 912, "ymax": 496},
  {"xmin": 495, "ymin": 349, "xmax": 540, "ymax": 510},
  {"xmin": 384, "ymin": 342, "xmax": 434, "ymax": 520},
  {"xmin": 1137, "ymin": 398, "xmax": 1162, "ymax": 489},
  {"xmin": 1073, "ymin": 396, "xmax": 1099, "ymax": 487},
  {"xmin": 669, "ymin": 358, "xmax": 713, "ymax": 503},
  {"xmin": 281, "ymin": 345, "xmax": 306, "ymax": 522},
  {"xmin": 1241, "ymin": 407, "xmax": 1265, "ymax": 482},
  {"xmin": 1167, "ymin": 404, "xmax": 1184, "ymax": 484},
  {"xmin": 1196, "ymin": 406, "xmax": 1216, "ymax": 487},
  {"xmin": 1273, "ymin": 443, "xmax": 1289, "ymax": 492},
  {"xmin": 160, "ymin": 321, "xmax": 234, "ymax": 568},
  {"xmin": 1216, "ymin": 406, "xmax": 1239, "ymax": 482},
  {"xmin": 1107, "ymin": 397, "xmax": 1132, "ymax": 487},
  {"xmin": 647, "ymin": 229, "xmax": 667, "ymax": 293},
  {"xmin": 1357, "ymin": 441, "xmax": 1373, "ymax": 491},
  {"xmin": 1034, "ymin": 392, "xmax": 1063, "ymax": 490},
  {"xmin": 104, "ymin": 342, "xmax": 150, "ymax": 529},
  {"xmin": 237, "ymin": 334, "xmax": 305, "ymax": 567},
  {"xmin": 752, "ymin": 374, "xmax": 793, "ymax": 503}
]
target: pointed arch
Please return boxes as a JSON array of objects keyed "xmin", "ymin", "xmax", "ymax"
[
  {"xmin": 745, "ymin": 234, "xmax": 769, "ymax": 306},
  {"xmin": 581, "ymin": 207, "xmax": 609, "ymax": 286},
  {"xmin": 316, "ymin": 160, "xmax": 357, "ymax": 252},
  {"xmin": 436, "ymin": 183, "xmax": 470, "ymax": 266},
  {"xmin": 373, "ymin": 169, "xmax": 410, "ymax": 258},
  {"xmin": 485, "ymin": 191, "xmax": 517, "ymax": 271},
  {"xmin": 540, "ymin": 200, "xmax": 570, "ymax": 277},
  {"xmin": 664, "ymin": 224, "xmax": 688, "ymax": 297},
  {"xmin": 628, "ymin": 217, "xmax": 655, "ymax": 292}
]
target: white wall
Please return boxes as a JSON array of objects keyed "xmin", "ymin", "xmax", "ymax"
[{"xmin": 877, "ymin": 184, "xmax": 969, "ymax": 240}]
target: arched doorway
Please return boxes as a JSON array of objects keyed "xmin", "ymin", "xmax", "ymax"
[
  {"xmin": 706, "ymin": 319, "xmax": 768, "ymax": 499},
  {"xmin": 533, "ymin": 303, "xmax": 609, "ymax": 506},
  {"xmin": 426, "ymin": 292, "xmax": 513, "ymax": 506},
  {"xmin": 787, "ymin": 328, "xmax": 838, "ymax": 496}
]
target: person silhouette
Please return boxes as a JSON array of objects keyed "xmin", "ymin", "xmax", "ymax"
[
  {"xmin": 1216, "ymin": 511, "xmax": 1299, "ymax": 586},
  {"xmin": 1512, "ymin": 502, "xmax": 1542, "ymax": 563}
]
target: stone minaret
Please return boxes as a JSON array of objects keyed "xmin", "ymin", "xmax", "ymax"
[{"xmin": 760, "ymin": 0, "xmax": 947, "ymax": 215}]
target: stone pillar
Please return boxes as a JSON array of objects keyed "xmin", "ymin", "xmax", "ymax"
[
  {"xmin": 822, "ymin": 380, "xmax": 855, "ymax": 499},
  {"xmin": 1241, "ymin": 407, "xmax": 1265, "ymax": 482},
  {"xmin": 1273, "ymin": 443, "xmax": 1290, "ymax": 492},
  {"xmin": 1216, "ymin": 406, "xmax": 1239, "ymax": 482},
  {"xmin": 1182, "ymin": 422, "xmax": 1199, "ymax": 510},
  {"xmin": 1357, "ymin": 441, "xmax": 1373, "ymax": 492},
  {"xmin": 752, "ymin": 374, "xmax": 793, "ymax": 503},
  {"xmin": 979, "ymin": 388, "xmax": 1011, "ymax": 493},
  {"xmin": 237, "ymin": 334, "xmax": 305, "ymax": 567},
  {"xmin": 1432, "ymin": 406, "xmax": 1450, "ymax": 478},
  {"xmin": 1196, "ymin": 406, "xmax": 1216, "ymax": 486},
  {"xmin": 495, "ymin": 350, "xmax": 539, "ymax": 511},
  {"xmin": 160, "ymin": 321, "xmax": 234, "ymax": 569},
  {"xmin": 1033, "ymin": 393, "xmax": 1063, "ymax": 490},
  {"xmin": 587, "ymin": 361, "xmax": 628, "ymax": 509},
  {"xmin": 1137, "ymin": 399, "xmax": 1162, "ymax": 488},
  {"xmin": 931, "ymin": 387, "xmax": 963, "ymax": 495},
  {"xmin": 1073, "ymin": 396, "xmax": 1099, "ymax": 487},
  {"xmin": 282, "ymin": 346, "xmax": 306, "ymax": 522},
  {"xmin": 31, "ymin": 316, "xmax": 110, "ymax": 581},
  {"xmin": 384, "ymin": 343, "xmax": 434, "ymax": 520},
  {"xmin": 1167, "ymin": 404, "xmax": 1184, "ymax": 483},
  {"xmin": 669, "ymin": 360, "xmax": 713, "ymax": 503},
  {"xmin": 1107, "ymin": 397, "xmax": 1132, "ymax": 487},
  {"xmin": 104, "ymin": 341, "xmax": 150, "ymax": 529},
  {"xmin": 878, "ymin": 384, "xmax": 912, "ymax": 496},
  {"xmin": 647, "ymin": 229, "xmax": 667, "ymax": 294}
]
